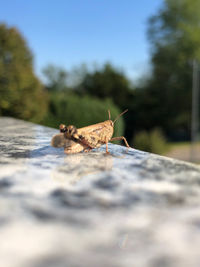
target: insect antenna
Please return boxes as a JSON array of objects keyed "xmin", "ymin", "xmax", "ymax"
[
  {"xmin": 113, "ymin": 109, "xmax": 128, "ymax": 124},
  {"xmin": 108, "ymin": 110, "xmax": 111, "ymax": 120}
]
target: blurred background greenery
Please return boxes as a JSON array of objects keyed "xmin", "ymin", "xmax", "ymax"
[{"xmin": 1, "ymin": 0, "xmax": 200, "ymax": 161}]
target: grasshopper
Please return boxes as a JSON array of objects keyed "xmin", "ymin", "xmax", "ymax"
[{"xmin": 51, "ymin": 109, "xmax": 130, "ymax": 154}]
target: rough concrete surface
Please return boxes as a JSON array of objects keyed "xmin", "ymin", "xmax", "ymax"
[{"xmin": 1, "ymin": 117, "xmax": 200, "ymax": 267}]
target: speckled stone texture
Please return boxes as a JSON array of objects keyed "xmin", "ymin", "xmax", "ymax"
[{"xmin": 1, "ymin": 117, "xmax": 200, "ymax": 267}]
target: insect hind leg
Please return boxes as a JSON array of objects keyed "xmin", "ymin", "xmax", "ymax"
[{"xmin": 110, "ymin": 136, "xmax": 130, "ymax": 148}]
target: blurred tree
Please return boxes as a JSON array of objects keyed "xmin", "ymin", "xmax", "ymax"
[
  {"xmin": 142, "ymin": 0, "xmax": 200, "ymax": 140},
  {"xmin": 67, "ymin": 63, "xmax": 88, "ymax": 89},
  {"xmin": 77, "ymin": 63, "xmax": 133, "ymax": 108},
  {"xmin": 42, "ymin": 64, "xmax": 68, "ymax": 91},
  {"xmin": 133, "ymin": 128, "xmax": 166, "ymax": 154},
  {"xmin": 0, "ymin": 24, "xmax": 47, "ymax": 122}
]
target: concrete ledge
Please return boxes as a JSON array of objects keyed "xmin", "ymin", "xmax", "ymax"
[{"xmin": 1, "ymin": 117, "xmax": 200, "ymax": 267}]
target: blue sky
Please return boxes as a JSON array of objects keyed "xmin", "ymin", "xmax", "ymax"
[{"xmin": 0, "ymin": 0, "xmax": 163, "ymax": 81}]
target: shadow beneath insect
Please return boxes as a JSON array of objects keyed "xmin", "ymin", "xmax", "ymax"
[
  {"xmin": 51, "ymin": 151, "xmax": 113, "ymax": 184},
  {"xmin": 101, "ymin": 144, "xmax": 132, "ymax": 159},
  {"xmin": 7, "ymin": 142, "xmax": 132, "ymax": 161},
  {"xmin": 8, "ymin": 146, "xmax": 64, "ymax": 159}
]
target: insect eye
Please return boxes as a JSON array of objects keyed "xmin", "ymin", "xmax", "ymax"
[{"xmin": 59, "ymin": 124, "xmax": 67, "ymax": 133}]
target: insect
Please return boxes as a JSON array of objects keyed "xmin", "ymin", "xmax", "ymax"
[{"xmin": 51, "ymin": 109, "xmax": 130, "ymax": 154}]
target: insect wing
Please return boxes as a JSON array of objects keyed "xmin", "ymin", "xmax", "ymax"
[{"xmin": 77, "ymin": 121, "xmax": 110, "ymax": 134}]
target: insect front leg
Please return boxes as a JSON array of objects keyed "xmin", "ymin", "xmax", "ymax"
[
  {"xmin": 63, "ymin": 140, "xmax": 86, "ymax": 154},
  {"xmin": 106, "ymin": 142, "xmax": 110, "ymax": 154},
  {"xmin": 110, "ymin": 136, "xmax": 130, "ymax": 148},
  {"xmin": 83, "ymin": 147, "xmax": 92, "ymax": 153}
]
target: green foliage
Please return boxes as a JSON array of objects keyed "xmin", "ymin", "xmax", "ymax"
[
  {"xmin": 133, "ymin": 128, "xmax": 167, "ymax": 154},
  {"xmin": 0, "ymin": 23, "xmax": 47, "ymax": 122},
  {"xmin": 2, "ymin": 0, "xmax": 199, "ymax": 148},
  {"xmin": 148, "ymin": 0, "xmax": 200, "ymax": 60},
  {"xmin": 42, "ymin": 64, "xmax": 68, "ymax": 91},
  {"xmin": 144, "ymin": 0, "xmax": 200, "ymax": 140},
  {"xmin": 77, "ymin": 63, "xmax": 133, "ymax": 108},
  {"xmin": 42, "ymin": 92, "xmax": 125, "ymax": 137}
]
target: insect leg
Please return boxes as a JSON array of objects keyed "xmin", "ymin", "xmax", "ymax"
[
  {"xmin": 63, "ymin": 141, "xmax": 85, "ymax": 154},
  {"xmin": 83, "ymin": 148, "xmax": 92, "ymax": 153},
  {"xmin": 106, "ymin": 142, "xmax": 110, "ymax": 154},
  {"xmin": 110, "ymin": 136, "xmax": 130, "ymax": 148}
]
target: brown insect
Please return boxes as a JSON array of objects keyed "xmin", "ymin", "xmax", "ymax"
[{"xmin": 51, "ymin": 109, "xmax": 130, "ymax": 154}]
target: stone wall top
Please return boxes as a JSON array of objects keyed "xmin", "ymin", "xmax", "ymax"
[{"xmin": 0, "ymin": 117, "xmax": 200, "ymax": 267}]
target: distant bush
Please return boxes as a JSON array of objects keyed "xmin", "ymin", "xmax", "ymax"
[
  {"xmin": 42, "ymin": 92, "xmax": 125, "ymax": 137},
  {"xmin": 133, "ymin": 128, "xmax": 166, "ymax": 154}
]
